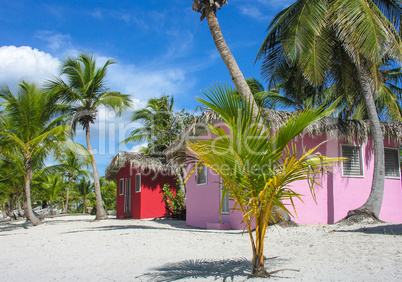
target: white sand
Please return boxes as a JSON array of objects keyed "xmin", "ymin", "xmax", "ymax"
[{"xmin": 0, "ymin": 215, "xmax": 401, "ymax": 281}]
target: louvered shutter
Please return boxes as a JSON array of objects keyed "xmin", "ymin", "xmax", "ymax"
[
  {"xmin": 342, "ymin": 146, "xmax": 363, "ymax": 176},
  {"xmin": 384, "ymin": 148, "xmax": 400, "ymax": 178}
]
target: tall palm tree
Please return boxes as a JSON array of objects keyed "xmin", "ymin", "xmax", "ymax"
[
  {"xmin": 256, "ymin": 0, "xmax": 402, "ymax": 220},
  {"xmin": 47, "ymin": 54, "xmax": 132, "ymax": 220},
  {"xmin": 56, "ymin": 148, "xmax": 91, "ymax": 213},
  {"xmin": 0, "ymin": 82, "xmax": 69, "ymax": 225},
  {"xmin": 191, "ymin": 0, "xmax": 259, "ymax": 115},
  {"xmin": 185, "ymin": 84, "xmax": 340, "ymax": 277}
]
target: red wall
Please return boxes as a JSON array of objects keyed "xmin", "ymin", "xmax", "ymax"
[{"xmin": 116, "ymin": 162, "xmax": 177, "ymax": 219}]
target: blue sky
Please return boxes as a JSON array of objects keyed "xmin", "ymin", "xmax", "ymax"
[{"xmin": 0, "ymin": 0, "xmax": 293, "ymax": 176}]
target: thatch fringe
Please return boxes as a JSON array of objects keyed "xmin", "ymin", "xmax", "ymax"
[
  {"xmin": 105, "ymin": 152, "xmax": 179, "ymax": 181},
  {"xmin": 166, "ymin": 109, "xmax": 402, "ymax": 161}
]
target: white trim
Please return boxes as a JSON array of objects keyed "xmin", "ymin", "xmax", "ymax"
[
  {"xmin": 340, "ymin": 144, "xmax": 365, "ymax": 178},
  {"xmin": 119, "ymin": 178, "xmax": 124, "ymax": 195},
  {"xmin": 135, "ymin": 173, "xmax": 141, "ymax": 192},
  {"xmin": 384, "ymin": 147, "xmax": 401, "ymax": 179},
  {"xmin": 220, "ymin": 179, "xmax": 229, "ymax": 215},
  {"xmin": 195, "ymin": 165, "xmax": 208, "ymax": 186}
]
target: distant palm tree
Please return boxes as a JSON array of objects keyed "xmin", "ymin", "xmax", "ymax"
[
  {"xmin": 122, "ymin": 95, "xmax": 174, "ymax": 154},
  {"xmin": 56, "ymin": 149, "xmax": 91, "ymax": 213},
  {"xmin": 0, "ymin": 82, "xmax": 69, "ymax": 225},
  {"xmin": 75, "ymin": 178, "xmax": 93, "ymax": 214},
  {"xmin": 191, "ymin": 0, "xmax": 259, "ymax": 115},
  {"xmin": 47, "ymin": 53, "xmax": 132, "ymax": 220},
  {"xmin": 39, "ymin": 174, "xmax": 64, "ymax": 215}
]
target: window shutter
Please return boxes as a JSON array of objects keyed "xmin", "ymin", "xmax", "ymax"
[
  {"xmin": 384, "ymin": 149, "xmax": 400, "ymax": 178},
  {"xmin": 135, "ymin": 173, "xmax": 141, "ymax": 192},
  {"xmin": 342, "ymin": 146, "xmax": 363, "ymax": 176}
]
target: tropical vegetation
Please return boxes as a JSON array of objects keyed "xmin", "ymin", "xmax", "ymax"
[
  {"xmin": 185, "ymin": 84, "xmax": 341, "ymax": 277},
  {"xmin": 256, "ymin": 0, "xmax": 402, "ymax": 220},
  {"xmin": 47, "ymin": 53, "xmax": 132, "ymax": 220},
  {"xmin": 122, "ymin": 95, "xmax": 195, "ymax": 155}
]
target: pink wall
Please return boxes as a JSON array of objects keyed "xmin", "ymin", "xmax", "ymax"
[{"xmin": 186, "ymin": 129, "xmax": 402, "ymax": 228}]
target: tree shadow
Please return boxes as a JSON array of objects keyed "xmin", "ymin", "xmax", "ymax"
[
  {"xmin": 139, "ymin": 258, "xmax": 251, "ymax": 281},
  {"xmin": 0, "ymin": 220, "xmax": 31, "ymax": 235},
  {"xmin": 336, "ymin": 224, "xmax": 402, "ymax": 235},
  {"xmin": 139, "ymin": 256, "xmax": 292, "ymax": 281}
]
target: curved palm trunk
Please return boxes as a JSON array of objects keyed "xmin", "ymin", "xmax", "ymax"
[
  {"xmin": 204, "ymin": 5, "xmax": 259, "ymax": 116},
  {"xmin": 24, "ymin": 160, "xmax": 41, "ymax": 226},
  {"xmin": 85, "ymin": 124, "xmax": 107, "ymax": 220},
  {"xmin": 348, "ymin": 65, "xmax": 385, "ymax": 219}
]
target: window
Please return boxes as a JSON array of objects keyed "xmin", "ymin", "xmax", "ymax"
[
  {"xmin": 135, "ymin": 173, "xmax": 141, "ymax": 192},
  {"xmin": 220, "ymin": 180, "xmax": 229, "ymax": 214},
  {"xmin": 341, "ymin": 145, "xmax": 363, "ymax": 177},
  {"xmin": 124, "ymin": 178, "xmax": 131, "ymax": 212},
  {"xmin": 195, "ymin": 165, "xmax": 207, "ymax": 185},
  {"xmin": 119, "ymin": 179, "xmax": 124, "ymax": 195},
  {"xmin": 385, "ymin": 148, "xmax": 400, "ymax": 178}
]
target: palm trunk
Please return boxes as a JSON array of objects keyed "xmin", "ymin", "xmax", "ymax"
[
  {"xmin": 347, "ymin": 64, "xmax": 385, "ymax": 219},
  {"xmin": 85, "ymin": 124, "xmax": 107, "ymax": 220},
  {"xmin": 62, "ymin": 183, "xmax": 70, "ymax": 214},
  {"xmin": 50, "ymin": 201, "xmax": 54, "ymax": 215},
  {"xmin": 23, "ymin": 159, "xmax": 41, "ymax": 226},
  {"xmin": 17, "ymin": 197, "xmax": 24, "ymax": 217},
  {"xmin": 252, "ymin": 213, "xmax": 269, "ymax": 277},
  {"xmin": 204, "ymin": 5, "xmax": 259, "ymax": 116}
]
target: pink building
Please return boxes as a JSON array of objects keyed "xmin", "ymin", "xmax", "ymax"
[
  {"xmin": 105, "ymin": 152, "xmax": 178, "ymax": 219},
  {"xmin": 176, "ymin": 111, "xmax": 402, "ymax": 229}
]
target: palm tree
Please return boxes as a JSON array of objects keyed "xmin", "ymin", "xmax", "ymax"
[
  {"xmin": 39, "ymin": 174, "xmax": 64, "ymax": 215},
  {"xmin": 122, "ymin": 95, "xmax": 174, "ymax": 154},
  {"xmin": 56, "ymin": 148, "xmax": 91, "ymax": 213},
  {"xmin": 0, "ymin": 82, "xmax": 69, "ymax": 225},
  {"xmin": 191, "ymin": 0, "xmax": 259, "ymax": 115},
  {"xmin": 47, "ymin": 53, "xmax": 132, "ymax": 220},
  {"xmin": 122, "ymin": 95, "xmax": 195, "ymax": 155},
  {"xmin": 185, "ymin": 84, "xmax": 340, "ymax": 277},
  {"xmin": 75, "ymin": 178, "xmax": 93, "ymax": 214},
  {"xmin": 256, "ymin": 0, "xmax": 402, "ymax": 220}
]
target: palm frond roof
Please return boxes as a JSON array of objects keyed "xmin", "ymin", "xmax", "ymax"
[
  {"xmin": 105, "ymin": 152, "xmax": 178, "ymax": 181},
  {"xmin": 166, "ymin": 109, "xmax": 402, "ymax": 161}
]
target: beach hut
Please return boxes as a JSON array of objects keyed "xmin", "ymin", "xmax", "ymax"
[
  {"xmin": 105, "ymin": 152, "xmax": 178, "ymax": 219},
  {"xmin": 168, "ymin": 110, "xmax": 402, "ymax": 229}
]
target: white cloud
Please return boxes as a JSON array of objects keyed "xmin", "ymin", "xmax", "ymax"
[
  {"xmin": 0, "ymin": 46, "xmax": 60, "ymax": 92},
  {"xmin": 35, "ymin": 31, "xmax": 73, "ymax": 53}
]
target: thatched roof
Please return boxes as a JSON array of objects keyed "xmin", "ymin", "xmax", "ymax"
[
  {"xmin": 166, "ymin": 109, "xmax": 402, "ymax": 161},
  {"xmin": 105, "ymin": 152, "xmax": 179, "ymax": 181}
]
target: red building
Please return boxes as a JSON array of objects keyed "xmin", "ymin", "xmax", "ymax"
[{"xmin": 106, "ymin": 152, "xmax": 178, "ymax": 219}]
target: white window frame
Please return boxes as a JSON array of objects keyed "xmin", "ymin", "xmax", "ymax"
[
  {"xmin": 384, "ymin": 147, "xmax": 401, "ymax": 179},
  {"xmin": 341, "ymin": 144, "xmax": 364, "ymax": 178},
  {"xmin": 220, "ymin": 179, "xmax": 229, "ymax": 214},
  {"xmin": 124, "ymin": 178, "xmax": 131, "ymax": 212},
  {"xmin": 195, "ymin": 165, "xmax": 208, "ymax": 186},
  {"xmin": 119, "ymin": 178, "xmax": 124, "ymax": 195},
  {"xmin": 135, "ymin": 173, "xmax": 141, "ymax": 193}
]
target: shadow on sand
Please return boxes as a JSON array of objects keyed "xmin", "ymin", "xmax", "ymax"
[
  {"xmin": 139, "ymin": 256, "xmax": 294, "ymax": 281},
  {"xmin": 138, "ymin": 258, "xmax": 251, "ymax": 281},
  {"xmin": 336, "ymin": 224, "xmax": 402, "ymax": 235}
]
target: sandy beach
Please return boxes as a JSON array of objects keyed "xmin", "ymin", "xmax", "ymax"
[{"xmin": 0, "ymin": 215, "xmax": 400, "ymax": 281}]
